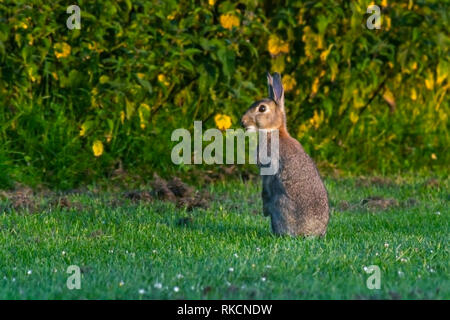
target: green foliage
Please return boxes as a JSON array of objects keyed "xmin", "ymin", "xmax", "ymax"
[{"xmin": 0, "ymin": 0, "xmax": 448, "ymax": 188}]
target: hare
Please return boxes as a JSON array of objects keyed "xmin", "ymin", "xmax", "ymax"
[{"xmin": 241, "ymin": 72, "xmax": 329, "ymax": 237}]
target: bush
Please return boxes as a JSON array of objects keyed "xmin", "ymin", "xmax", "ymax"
[{"xmin": 0, "ymin": 0, "xmax": 448, "ymax": 188}]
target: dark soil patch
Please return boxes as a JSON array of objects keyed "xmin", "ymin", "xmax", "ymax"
[
  {"xmin": 355, "ymin": 176, "xmax": 395, "ymax": 188},
  {"xmin": 123, "ymin": 190, "xmax": 153, "ymax": 202},
  {"xmin": 151, "ymin": 174, "xmax": 211, "ymax": 211},
  {"xmin": 361, "ymin": 196, "xmax": 399, "ymax": 210},
  {"xmin": 0, "ymin": 186, "xmax": 40, "ymax": 213},
  {"xmin": 336, "ymin": 195, "xmax": 402, "ymax": 212}
]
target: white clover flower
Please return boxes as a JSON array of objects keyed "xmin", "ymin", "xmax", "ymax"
[
  {"xmin": 384, "ymin": 243, "xmax": 389, "ymax": 248},
  {"xmin": 119, "ymin": 281, "xmax": 125, "ymax": 287},
  {"xmin": 261, "ymin": 277, "xmax": 266, "ymax": 282},
  {"xmin": 154, "ymin": 282, "xmax": 162, "ymax": 289},
  {"xmin": 173, "ymin": 286, "xmax": 180, "ymax": 292},
  {"xmin": 176, "ymin": 274, "xmax": 184, "ymax": 279},
  {"xmin": 228, "ymin": 267, "xmax": 234, "ymax": 272},
  {"xmin": 27, "ymin": 270, "xmax": 32, "ymax": 275},
  {"xmin": 138, "ymin": 289, "xmax": 145, "ymax": 294},
  {"xmin": 233, "ymin": 253, "xmax": 239, "ymax": 258}
]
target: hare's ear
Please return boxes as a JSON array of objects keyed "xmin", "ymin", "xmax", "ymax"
[
  {"xmin": 267, "ymin": 72, "xmax": 284, "ymax": 111},
  {"xmin": 272, "ymin": 72, "xmax": 285, "ymax": 109},
  {"xmin": 267, "ymin": 72, "xmax": 275, "ymax": 100}
]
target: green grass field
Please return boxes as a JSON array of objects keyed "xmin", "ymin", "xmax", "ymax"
[{"xmin": 0, "ymin": 177, "xmax": 448, "ymax": 299}]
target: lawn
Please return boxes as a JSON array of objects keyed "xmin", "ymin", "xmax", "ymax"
[{"xmin": 0, "ymin": 177, "xmax": 448, "ymax": 299}]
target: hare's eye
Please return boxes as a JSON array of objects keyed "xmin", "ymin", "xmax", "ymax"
[{"xmin": 258, "ymin": 105, "xmax": 267, "ymax": 112}]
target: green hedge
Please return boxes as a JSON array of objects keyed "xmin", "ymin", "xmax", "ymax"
[{"xmin": 0, "ymin": 0, "xmax": 448, "ymax": 188}]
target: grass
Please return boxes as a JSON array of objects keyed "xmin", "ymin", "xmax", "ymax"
[{"xmin": 0, "ymin": 177, "xmax": 448, "ymax": 299}]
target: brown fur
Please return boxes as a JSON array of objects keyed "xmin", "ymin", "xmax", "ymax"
[{"xmin": 241, "ymin": 73, "xmax": 329, "ymax": 237}]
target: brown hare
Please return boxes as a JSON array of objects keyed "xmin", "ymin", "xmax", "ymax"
[{"xmin": 241, "ymin": 72, "xmax": 329, "ymax": 237}]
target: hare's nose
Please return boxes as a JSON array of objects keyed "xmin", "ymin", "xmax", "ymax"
[{"xmin": 241, "ymin": 119, "xmax": 247, "ymax": 128}]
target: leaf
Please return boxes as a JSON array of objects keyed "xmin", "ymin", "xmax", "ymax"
[
  {"xmin": 125, "ymin": 99, "xmax": 135, "ymax": 120},
  {"xmin": 436, "ymin": 61, "xmax": 448, "ymax": 85},
  {"xmin": 382, "ymin": 89, "xmax": 396, "ymax": 110},
  {"xmin": 216, "ymin": 46, "xmax": 235, "ymax": 81}
]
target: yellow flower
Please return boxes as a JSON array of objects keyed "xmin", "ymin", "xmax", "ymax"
[
  {"xmin": 167, "ymin": 12, "xmax": 176, "ymax": 20},
  {"xmin": 79, "ymin": 123, "xmax": 86, "ymax": 137},
  {"xmin": 27, "ymin": 67, "xmax": 37, "ymax": 82},
  {"xmin": 139, "ymin": 103, "xmax": 150, "ymax": 130},
  {"xmin": 320, "ymin": 45, "xmax": 333, "ymax": 62},
  {"xmin": 311, "ymin": 77, "xmax": 320, "ymax": 95},
  {"xmin": 157, "ymin": 74, "xmax": 170, "ymax": 86},
  {"xmin": 425, "ymin": 71, "xmax": 434, "ymax": 90},
  {"xmin": 309, "ymin": 110, "xmax": 324, "ymax": 130},
  {"xmin": 214, "ymin": 114, "xmax": 232, "ymax": 130},
  {"xmin": 120, "ymin": 111, "xmax": 125, "ymax": 124},
  {"xmin": 410, "ymin": 88, "xmax": 417, "ymax": 100},
  {"xmin": 137, "ymin": 73, "xmax": 145, "ymax": 79},
  {"xmin": 88, "ymin": 42, "xmax": 103, "ymax": 53},
  {"xmin": 431, "ymin": 153, "xmax": 437, "ymax": 160},
  {"xmin": 302, "ymin": 26, "xmax": 316, "ymax": 59},
  {"xmin": 384, "ymin": 16, "xmax": 391, "ymax": 30},
  {"xmin": 92, "ymin": 140, "xmax": 104, "ymax": 157},
  {"xmin": 267, "ymin": 35, "xmax": 289, "ymax": 56},
  {"xmin": 219, "ymin": 13, "xmax": 240, "ymax": 30},
  {"xmin": 209, "ymin": 0, "xmax": 215, "ymax": 5},
  {"xmin": 53, "ymin": 42, "xmax": 71, "ymax": 59},
  {"xmin": 297, "ymin": 123, "xmax": 309, "ymax": 138},
  {"xmin": 349, "ymin": 111, "xmax": 359, "ymax": 124},
  {"xmin": 282, "ymin": 75, "xmax": 297, "ymax": 92},
  {"xmin": 99, "ymin": 75, "xmax": 109, "ymax": 84}
]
